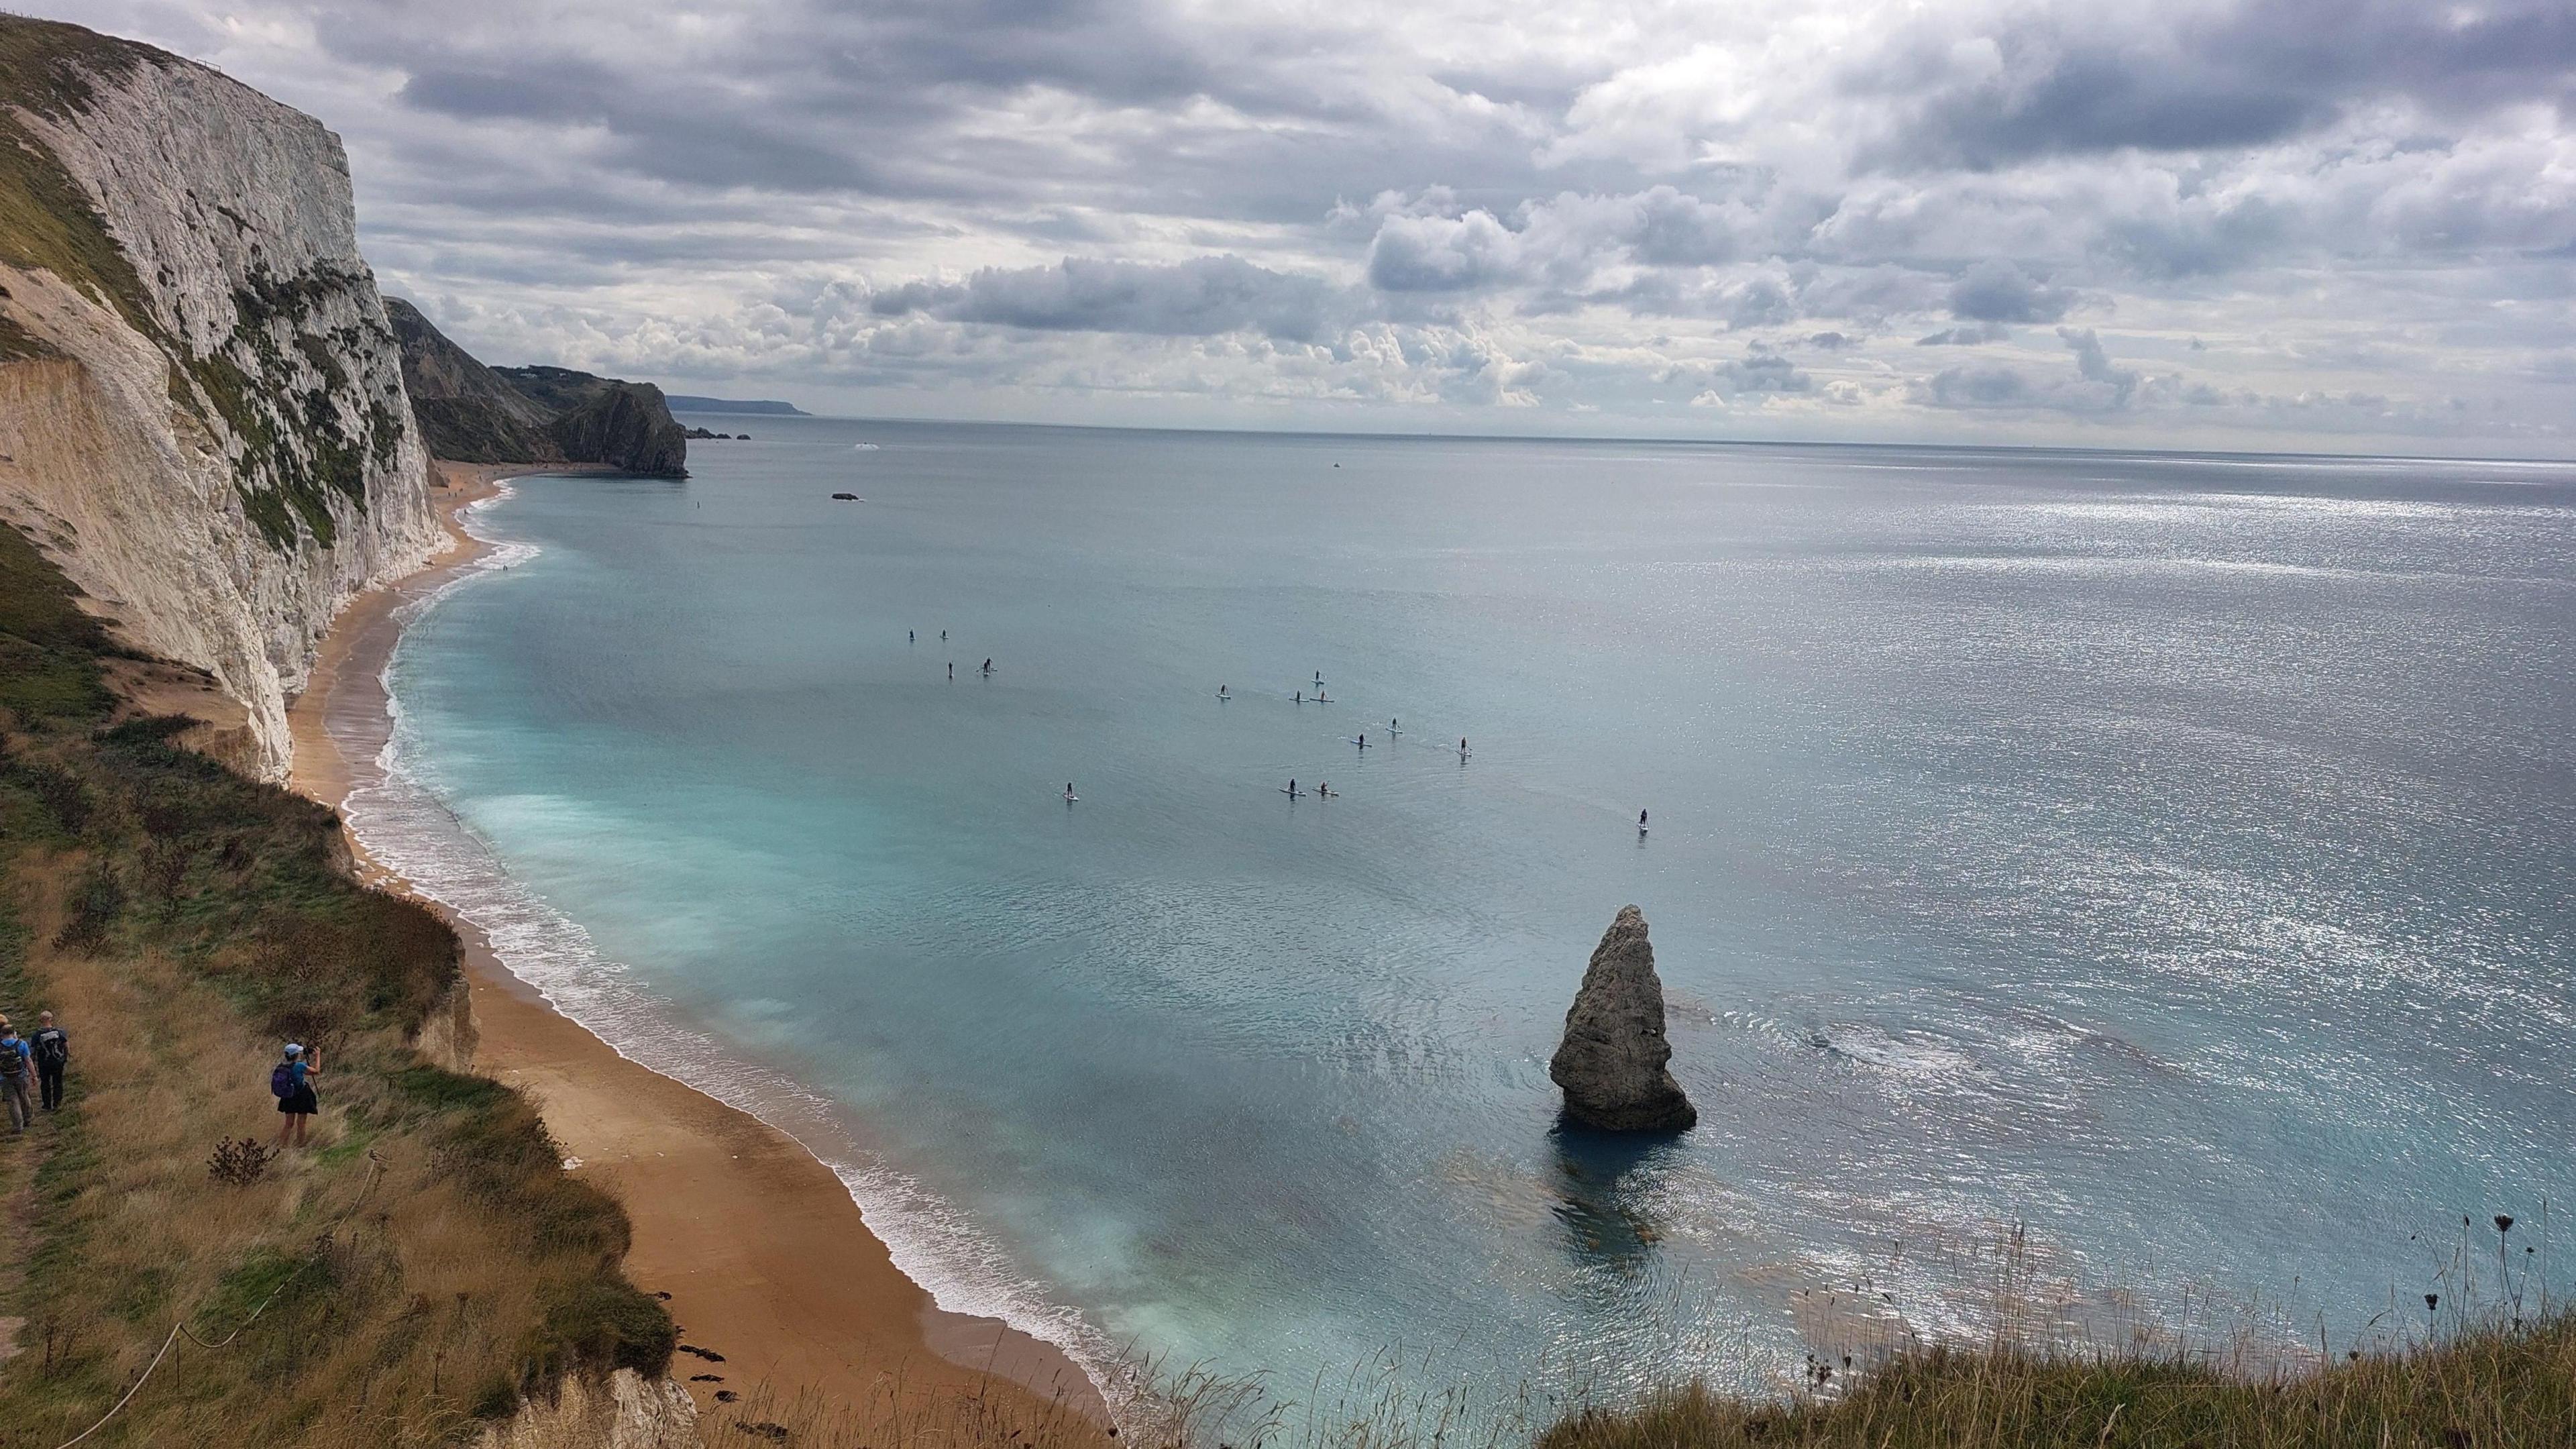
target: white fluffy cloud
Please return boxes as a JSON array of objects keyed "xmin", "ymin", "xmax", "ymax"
[{"xmin": 36, "ymin": 0, "xmax": 2576, "ymax": 450}]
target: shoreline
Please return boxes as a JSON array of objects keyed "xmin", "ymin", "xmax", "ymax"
[{"xmin": 284, "ymin": 460, "xmax": 1110, "ymax": 1426}]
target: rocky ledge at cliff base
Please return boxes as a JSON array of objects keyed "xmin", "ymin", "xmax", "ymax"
[{"xmin": 1550, "ymin": 905, "xmax": 1697, "ymax": 1133}]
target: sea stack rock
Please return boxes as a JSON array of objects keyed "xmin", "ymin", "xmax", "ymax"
[{"xmin": 1550, "ymin": 906, "xmax": 1697, "ymax": 1133}]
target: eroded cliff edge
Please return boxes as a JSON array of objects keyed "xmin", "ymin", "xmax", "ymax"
[{"xmin": 0, "ymin": 17, "xmax": 439, "ymax": 780}]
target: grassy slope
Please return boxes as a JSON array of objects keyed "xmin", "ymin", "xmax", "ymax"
[
  {"xmin": 0, "ymin": 522, "xmax": 672, "ymax": 1446},
  {"xmin": 1538, "ymin": 1318, "xmax": 2576, "ymax": 1449}
]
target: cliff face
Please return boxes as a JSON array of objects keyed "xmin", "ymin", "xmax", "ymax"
[
  {"xmin": 475, "ymin": 1369, "xmax": 698, "ymax": 1449},
  {"xmin": 500, "ymin": 366, "xmax": 690, "ymax": 476},
  {"xmin": 387, "ymin": 299, "xmax": 687, "ymax": 476},
  {"xmin": 383, "ymin": 296, "xmax": 557, "ymax": 464},
  {"xmin": 0, "ymin": 16, "xmax": 439, "ymax": 780}
]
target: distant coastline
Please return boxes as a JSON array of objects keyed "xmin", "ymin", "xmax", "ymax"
[{"xmin": 668, "ymin": 393, "xmax": 812, "ymax": 417}]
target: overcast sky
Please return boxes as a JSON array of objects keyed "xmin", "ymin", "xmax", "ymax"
[{"xmin": 36, "ymin": 0, "xmax": 2576, "ymax": 451}]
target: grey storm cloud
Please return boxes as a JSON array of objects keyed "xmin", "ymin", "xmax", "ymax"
[
  {"xmin": 1859, "ymin": 0, "xmax": 2576, "ymax": 170},
  {"xmin": 40, "ymin": 0, "xmax": 2575, "ymax": 448},
  {"xmin": 1917, "ymin": 328, "xmax": 2144, "ymax": 413},
  {"xmin": 1948, "ymin": 262, "xmax": 2077, "ymax": 323},
  {"xmin": 1917, "ymin": 323, "xmax": 2010, "ymax": 346},
  {"xmin": 868, "ymin": 257, "xmax": 1343, "ymax": 342}
]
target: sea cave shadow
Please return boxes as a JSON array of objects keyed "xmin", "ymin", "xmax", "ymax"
[{"xmin": 1546, "ymin": 1120, "xmax": 1685, "ymax": 1277}]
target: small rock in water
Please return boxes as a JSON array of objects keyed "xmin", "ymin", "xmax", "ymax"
[{"xmin": 1549, "ymin": 905, "xmax": 1697, "ymax": 1133}]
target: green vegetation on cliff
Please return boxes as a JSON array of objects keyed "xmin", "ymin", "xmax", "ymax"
[
  {"xmin": 0, "ymin": 19, "xmax": 163, "ymax": 345},
  {"xmin": 0, "ymin": 15, "xmax": 413, "ymax": 553},
  {"xmin": 0, "ymin": 523, "xmax": 672, "ymax": 1446}
]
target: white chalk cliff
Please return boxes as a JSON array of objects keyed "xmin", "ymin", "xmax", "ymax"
[{"xmin": 0, "ymin": 21, "xmax": 438, "ymax": 780}]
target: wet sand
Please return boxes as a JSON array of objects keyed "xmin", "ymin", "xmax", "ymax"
[{"xmin": 285, "ymin": 460, "xmax": 1108, "ymax": 1426}]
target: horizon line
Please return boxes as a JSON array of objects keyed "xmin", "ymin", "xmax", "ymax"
[{"xmin": 661, "ymin": 403, "xmax": 2576, "ymax": 469}]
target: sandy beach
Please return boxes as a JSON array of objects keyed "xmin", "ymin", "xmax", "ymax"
[{"xmin": 284, "ymin": 461, "xmax": 1108, "ymax": 1427}]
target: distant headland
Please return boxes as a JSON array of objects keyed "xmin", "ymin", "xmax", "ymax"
[
  {"xmin": 386, "ymin": 297, "xmax": 689, "ymax": 477},
  {"xmin": 667, "ymin": 393, "xmax": 811, "ymax": 417}
]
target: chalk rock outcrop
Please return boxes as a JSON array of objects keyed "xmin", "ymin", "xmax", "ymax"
[
  {"xmin": 1550, "ymin": 905, "xmax": 1697, "ymax": 1133},
  {"xmin": 386, "ymin": 298, "xmax": 687, "ymax": 477},
  {"xmin": 0, "ymin": 16, "xmax": 440, "ymax": 780},
  {"xmin": 474, "ymin": 1368, "xmax": 698, "ymax": 1449}
]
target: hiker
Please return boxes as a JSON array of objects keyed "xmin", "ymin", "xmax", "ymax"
[
  {"xmin": 32, "ymin": 1011, "xmax": 66, "ymax": 1112},
  {"xmin": 0, "ymin": 1022, "xmax": 31, "ymax": 1133},
  {"xmin": 272, "ymin": 1042, "xmax": 321, "ymax": 1148}
]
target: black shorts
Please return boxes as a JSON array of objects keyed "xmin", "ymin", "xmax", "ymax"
[{"xmin": 278, "ymin": 1085, "xmax": 319, "ymax": 1115}]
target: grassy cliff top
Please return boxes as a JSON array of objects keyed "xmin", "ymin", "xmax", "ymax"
[{"xmin": 0, "ymin": 521, "xmax": 672, "ymax": 1446}]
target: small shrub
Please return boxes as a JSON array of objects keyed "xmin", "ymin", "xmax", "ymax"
[
  {"xmin": 207, "ymin": 1136, "xmax": 278, "ymax": 1186},
  {"xmin": 531, "ymin": 1275, "xmax": 678, "ymax": 1381},
  {"xmin": 470, "ymin": 1373, "xmax": 522, "ymax": 1421},
  {"xmin": 23, "ymin": 763, "xmax": 91, "ymax": 835},
  {"xmin": 50, "ymin": 862, "xmax": 123, "ymax": 951}
]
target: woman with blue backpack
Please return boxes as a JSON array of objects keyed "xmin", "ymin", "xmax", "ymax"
[
  {"xmin": 0, "ymin": 1021, "xmax": 32, "ymax": 1133},
  {"xmin": 271, "ymin": 1042, "xmax": 321, "ymax": 1148}
]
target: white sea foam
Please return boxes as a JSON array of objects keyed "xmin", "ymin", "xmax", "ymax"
[{"xmin": 337, "ymin": 484, "xmax": 1122, "ymax": 1401}]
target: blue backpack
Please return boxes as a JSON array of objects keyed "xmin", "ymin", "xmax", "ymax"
[{"xmin": 270, "ymin": 1062, "xmax": 297, "ymax": 1099}]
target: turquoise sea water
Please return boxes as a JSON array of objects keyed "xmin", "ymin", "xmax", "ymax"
[{"xmin": 349, "ymin": 419, "xmax": 2576, "ymax": 1401}]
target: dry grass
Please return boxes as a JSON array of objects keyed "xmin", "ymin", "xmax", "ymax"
[
  {"xmin": 1535, "ymin": 1315, "xmax": 2576, "ymax": 1449},
  {"xmin": 0, "ymin": 523, "xmax": 669, "ymax": 1446},
  {"xmin": 1534, "ymin": 1225, "xmax": 2573, "ymax": 1449}
]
